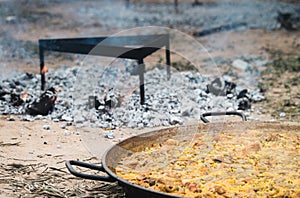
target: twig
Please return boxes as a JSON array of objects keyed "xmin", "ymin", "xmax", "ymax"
[
  {"xmin": 22, "ymin": 125, "xmax": 32, "ymax": 130},
  {"xmin": 56, "ymin": 160, "xmax": 66, "ymax": 164},
  {"xmin": 49, "ymin": 166, "xmax": 68, "ymax": 174},
  {"xmin": 41, "ymin": 186, "xmax": 66, "ymax": 198},
  {"xmin": 82, "ymin": 156, "xmax": 98, "ymax": 162},
  {"xmin": 0, "ymin": 141, "xmax": 21, "ymax": 146},
  {"xmin": 6, "ymin": 158, "xmax": 37, "ymax": 162},
  {"xmin": 7, "ymin": 163, "xmax": 25, "ymax": 168},
  {"xmin": 25, "ymin": 178, "xmax": 51, "ymax": 183},
  {"xmin": 53, "ymin": 154, "xmax": 64, "ymax": 158}
]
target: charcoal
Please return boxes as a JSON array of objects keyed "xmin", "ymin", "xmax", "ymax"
[
  {"xmin": 224, "ymin": 81, "xmax": 236, "ymax": 94},
  {"xmin": 11, "ymin": 93, "xmax": 24, "ymax": 106},
  {"xmin": 0, "ymin": 90, "xmax": 24, "ymax": 106},
  {"xmin": 104, "ymin": 89, "xmax": 122, "ymax": 108},
  {"xmin": 237, "ymin": 89, "xmax": 248, "ymax": 99},
  {"xmin": 277, "ymin": 12, "xmax": 298, "ymax": 31},
  {"xmin": 207, "ymin": 78, "xmax": 226, "ymax": 96},
  {"xmin": 0, "ymin": 90, "xmax": 10, "ymax": 100},
  {"xmin": 238, "ymin": 98, "xmax": 251, "ymax": 110},
  {"xmin": 26, "ymin": 87, "xmax": 57, "ymax": 116},
  {"xmin": 88, "ymin": 96, "xmax": 101, "ymax": 109}
]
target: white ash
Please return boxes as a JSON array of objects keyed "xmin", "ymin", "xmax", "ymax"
[{"xmin": 0, "ymin": 61, "xmax": 264, "ymax": 128}]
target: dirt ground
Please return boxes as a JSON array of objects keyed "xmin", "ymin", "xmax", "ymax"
[
  {"xmin": 0, "ymin": 116, "xmax": 121, "ymax": 197},
  {"xmin": 0, "ymin": 0, "xmax": 299, "ymax": 197}
]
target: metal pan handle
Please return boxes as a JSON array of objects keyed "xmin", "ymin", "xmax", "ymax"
[
  {"xmin": 200, "ymin": 111, "xmax": 247, "ymax": 123},
  {"xmin": 66, "ymin": 160, "xmax": 115, "ymax": 182}
]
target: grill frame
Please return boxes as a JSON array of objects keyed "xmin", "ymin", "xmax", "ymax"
[{"xmin": 38, "ymin": 34, "xmax": 171, "ymax": 104}]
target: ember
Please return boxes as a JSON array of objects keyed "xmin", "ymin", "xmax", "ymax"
[{"xmin": 41, "ymin": 66, "xmax": 48, "ymax": 74}]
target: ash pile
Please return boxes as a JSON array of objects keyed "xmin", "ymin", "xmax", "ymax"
[{"xmin": 0, "ymin": 61, "xmax": 264, "ymax": 128}]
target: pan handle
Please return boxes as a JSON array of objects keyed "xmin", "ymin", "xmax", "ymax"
[
  {"xmin": 200, "ymin": 111, "xmax": 247, "ymax": 123},
  {"xmin": 66, "ymin": 160, "xmax": 115, "ymax": 182}
]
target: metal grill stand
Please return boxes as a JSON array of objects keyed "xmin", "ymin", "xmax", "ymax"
[{"xmin": 39, "ymin": 34, "xmax": 171, "ymax": 105}]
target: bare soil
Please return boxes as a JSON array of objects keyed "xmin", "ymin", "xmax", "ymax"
[
  {"xmin": 0, "ymin": 117, "xmax": 124, "ymax": 197},
  {"xmin": 0, "ymin": 0, "xmax": 299, "ymax": 197}
]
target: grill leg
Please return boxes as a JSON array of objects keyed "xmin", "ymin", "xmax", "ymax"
[
  {"xmin": 39, "ymin": 46, "xmax": 45, "ymax": 91},
  {"xmin": 138, "ymin": 59, "xmax": 145, "ymax": 105},
  {"xmin": 166, "ymin": 38, "xmax": 171, "ymax": 80}
]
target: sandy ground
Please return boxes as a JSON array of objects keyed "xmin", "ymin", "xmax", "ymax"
[
  {"xmin": 0, "ymin": 0, "xmax": 299, "ymax": 197},
  {"xmin": 0, "ymin": 116, "xmax": 127, "ymax": 197}
]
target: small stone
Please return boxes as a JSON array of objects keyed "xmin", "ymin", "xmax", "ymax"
[
  {"xmin": 60, "ymin": 125, "xmax": 66, "ymax": 129},
  {"xmin": 104, "ymin": 131, "xmax": 115, "ymax": 139},
  {"xmin": 61, "ymin": 114, "xmax": 73, "ymax": 122},
  {"xmin": 43, "ymin": 125, "xmax": 51, "ymax": 130},
  {"xmin": 53, "ymin": 118, "xmax": 59, "ymax": 122},
  {"xmin": 232, "ymin": 59, "xmax": 249, "ymax": 71},
  {"xmin": 7, "ymin": 116, "xmax": 15, "ymax": 121},
  {"xmin": 169, "ymin": 116, "xmax": 183, "ymax": 125},
  {"xmin": 279, "ymin": 112, "xmax": 286, "ymax": 117},
  {"xmin": 64, "ymin": 131, "xmax": 71, "ymax": 136},
  {"xmin": 57, "ymin": 144, "xmax": 61, "ymax": 149},
  {"xmin": 6, "ymin": 16, "xmax": 16, "ymax": 23},
  {"xmin": 19, "ymin": 115, "xmax": 34, "ymax": 122},
  {"xmin": 66, "ymin": 121, "xmax": 73, "ymax": 126}
]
